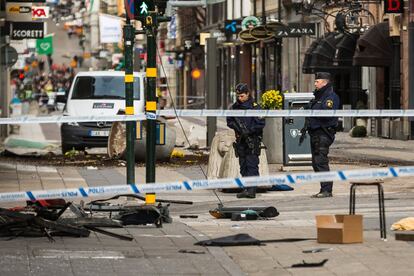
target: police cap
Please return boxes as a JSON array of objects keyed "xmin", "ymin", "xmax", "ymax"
[
  {"xmin": 235, "ymin": 83, "xmax": 249, "ymax": 94},
  {"xmin": 315, "ymin": 72, "xmax": 331, "ymax": 80}
]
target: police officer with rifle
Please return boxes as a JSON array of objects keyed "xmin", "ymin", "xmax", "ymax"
[
  {"xmin": 227, "ymin": 83, "xmax": 266, "ymax": 199},
  {"xmin": 300, "ymin": 72, "xmax": 340, "ymax": 198}
]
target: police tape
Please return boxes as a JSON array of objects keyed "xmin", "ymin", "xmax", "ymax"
[
  {"xmin": 0, "ymin": 114, "xmax": 147, "ymax": 125},
  {"xmin": 0, "ymin": 166, "xmax": 413, "ymax": 203},
  {"xmin": 157, "ymin": 109, "xmax": 414, "ymax": 118},
  {"xmin": 1, "ymin": 109, "xmax": 414, "ymax": 125}
]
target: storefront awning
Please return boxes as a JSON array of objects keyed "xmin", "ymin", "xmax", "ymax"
[
  {"xmin": 353, "ymin": 22, "xmax": 392, "ymax": 67},
  {"xmin": 302, "ymin": 32, "xmax": 356, "ymax": 73},
  {"xmin": 334, "ymin": 32, "xmax": 359, "ymax": 67},
  {"xmin": 302, "ymin": 37, "xmax": 323, "ymax": 74}
]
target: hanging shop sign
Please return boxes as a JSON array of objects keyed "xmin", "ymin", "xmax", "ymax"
[
  {"xmin": 241, "ymin": 16, "xmax": 260, "ymax": 30},
  {"xmin": 10, "ymin": 22, "xmax": 46, "ymax": 40},
  {"xmin": 275, "ymin": 23, "xmax": 316, "ymax": 38},
  {"xmin": 250, "ymin": 25, "xmax": 274, "ymax": 40},
  {"xmin": 36, "ymin": 34, "xmax": 53, "ymax": 55},
  {"xmin": 32, "ymin": 6, "xmax": 50, "ymax": 20},
  {"xmin": 238, "ymin": 29, "xmax": 259, "ymax": 43},
  {"xmin": 6, "ymin": 0, "xmax": 45, "ymax": 2},
  {"xmin": 99, "ymin": 14, "xmax": 122, "ymax": 43},
  {"xmin": 223, "ymin": 19, "xmax": 242, "ymax": 35},
  {"xmin": 6, "ymin": 2, "xmax": 32, "ymax": 21},
  {"xmin": 384, "ymin": 0, "xmax": 403, "ymax": 13}
]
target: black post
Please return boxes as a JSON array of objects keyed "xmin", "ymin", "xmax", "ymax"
[
  {"xmin": 145, "ymin": 14, "xmax": 157, "ymax": 183},
  {"xmin": 124, "ymin": 19, "xmax": 135, "ymax": 185},
  {"xmin": 206, "ymin": 37, "xmax": 217, "ymax": 147},
  {"xmin": 390, "ymin": 36, "xmax": 401, "ymax": 109},
  {"xmin": 260, "ymin": 0, "xmax": 266, "ymax": 93},
  {"xmin": 276, "ymin": 0, "xmax": 282, "ymax": 91},
  {"xmin": 252, "ymin": 0, "xmax": 257, "ymax": 98},
  {"xmin": 409, "ymin": 0, "xmax": 414, "ymax": 137}
]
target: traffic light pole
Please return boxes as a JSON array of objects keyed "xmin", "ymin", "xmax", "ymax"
[
  {"xmin": 124, "ymin": 22, "xmax": 136, "ymax": 185},
  {"xmin": 145, "ymin": 14, "xmax": 157, "ymax": 183},
  {"xmin": 134, "ymin": 1, "xmax": 170, "ymax": 186}
]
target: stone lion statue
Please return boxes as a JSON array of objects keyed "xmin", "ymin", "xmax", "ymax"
[{"xmin": 207, "ymin": 130, "xmax": 269, "ymax": 179}]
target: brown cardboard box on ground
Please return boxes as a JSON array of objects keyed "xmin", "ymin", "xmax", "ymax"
[{"xmin": 316, "ymin": 214, "xmax": 363, "ymax": 244}]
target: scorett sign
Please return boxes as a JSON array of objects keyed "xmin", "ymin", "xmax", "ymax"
[
  {"xmin": 6, "ymin": 0, "xmax": 46, "ymax": 2},
  {"xmin": 10, "ymin": 22, "xmax": 46, "ymax": 40}
]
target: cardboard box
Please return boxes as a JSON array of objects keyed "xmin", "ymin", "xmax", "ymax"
[{"xmin": 316, "ymin": 215, "xmax": 363, "ymax": 244}]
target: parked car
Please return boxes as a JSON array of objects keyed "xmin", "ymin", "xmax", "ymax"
[{"xmin": 60, "ymin": 71, "xmax": 145, "ymax": 154}]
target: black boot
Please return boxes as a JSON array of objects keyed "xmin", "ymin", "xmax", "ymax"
[{"xmin": 237, "ymin": 187, "xmax": 256, "ymax": 199}]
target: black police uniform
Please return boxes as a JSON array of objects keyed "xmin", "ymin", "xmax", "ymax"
[
  {"xmin": 308, "ymin": 80, "xmax": 340, "ymax": 195},
  {"xmin": 227, "ymin": 97, "xmax": 265, "ymax": 197}
]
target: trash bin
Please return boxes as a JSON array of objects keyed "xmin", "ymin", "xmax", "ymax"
[{"xmin": 283, "ymin": 93, "xmax": 314, "ymax": 166}]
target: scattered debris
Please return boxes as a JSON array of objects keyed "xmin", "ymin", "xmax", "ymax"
[
  {"xmin": 195, "ymin": 233, "xmax": 314, "ymax": 247},
  {"xmin": 391, "ymin": 217, "xmax": 414, "ymax": 231},
  {"xmin": 178, "ymin": 249, "xmax": 205, "ymax": 254},
  {"xmin": 268, "ymin": 184, "xmax": 294, "ymax": 191},
  {"xmin": 209, "ymin": 204, "xmax": 279, "ymax": 219},
  {"xmin": 394, "ymin": 231, "xmax": 414, "ymax": 241},
  {"xmin": 195, "ymin": 234, "xmax": 262, "ymax": 246},
  {"xmin": 0, "ymin": 207, "xmax": 90, "ymax": 241},
  {"xmin": 85, "ymin": 194, "xmax": 193, "ymax": 228},
  {"xmin": 179, "ymin": 215, "xmax": 198, "ymax": 219},
  {"xmin": 290, "ymin": 259, "xmax": 328, "ymax": 268},
  {"xmin": 0, "ymin": 199, "xmax": 137, "ymax": 242},
  {"xmin": 231, "ymin": 210, "xmax": 260, "ymax": 221},
  {"xmin": 171, "ymin": 149, "xmax": 185, "ymax": 158},
  {"xmin": 3, "ymin": 137, "xmax": 59, "ymax": 156},
  {"xmin": 302, "ymin": 248, "xmax": 333, "ymax": 254},
  {"xmin": 64, "ymin": 148, "xmax": 84, "ymax": 159}
]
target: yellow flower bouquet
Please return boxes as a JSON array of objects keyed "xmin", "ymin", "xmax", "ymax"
[{"xmin": 260, "ymin": 89, "xmax": 283, "ymax": 110}]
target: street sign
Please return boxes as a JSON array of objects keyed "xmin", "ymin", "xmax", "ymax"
[
  {"xmin": 125, "ymin": 0, "xmax": 134, "ymax": 20},
  {"xmin": 238, "ymin": 29, "xmax": 259, "ymax": 43},
  {"xmin": 10, "ymin": 22, "xmax": 46, "ymax": 40},
  {"xmin": 275, "ymin": 23, "xmax": 316, "ymax": 38},
  {"xmin": 241, "ymin": 16, "xmax": 260, "ymax": 30},
  {"xmin": 134, "ymin": 0, "xmax": 155, "ymax": 23},
  {"xmin": 32, "ymin": 6, "xmax": 50, "ymax": 20},
  {"xmin": 224, "ymin": 19, "xmax": 242, "ymax": 35},
  {"xmin": 250, "ymin": 25, "xmax": 274, "ymax": 40},
  {"xmin": 384, "ymin": 0, "xmax": 403, "ymax": 13},
  {"xmin": 6, "ymin": 2, "xmax": 32, "ymax": 22},
  {"xmin": 0, "ymin": 45, "xmax": 18, "ymax": 67},
  {"xmin": 36, "ymin": 35, "xmax": 53, "ymax": 55}
]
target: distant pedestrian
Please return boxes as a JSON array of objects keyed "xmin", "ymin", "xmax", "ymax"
[
  {"xmin": 227, "ymin": 83, "xmax": 265, "ymax": 199},
  {"xmin": 306, "ymin": 72, "xmax": 340, "ymax": 198}
]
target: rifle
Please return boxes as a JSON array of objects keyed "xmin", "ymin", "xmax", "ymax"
[
  {"xmin": 232, "ymin": 117, "xmax": 264, "ymax": 156},
  {"xmin": 299, "ymin": 118, "xmax": 309, "ymax": 146},
  {"xmin": 233, "ymin": 117, "xmax": 256, "ymax": 151},
  {"xmin": 299, "ymin": 98, "xmax": 316, "ymax": 146}
]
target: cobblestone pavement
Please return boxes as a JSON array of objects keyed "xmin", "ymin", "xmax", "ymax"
[
  {"xmin": 0, "ymin": 160, "xmax": 414, "ymax": 275},
  {"xmin": 1, "ymin": 119, "xmax": 414, "ymax": 275}
]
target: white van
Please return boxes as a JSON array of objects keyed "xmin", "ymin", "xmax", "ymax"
[{"xmin": 60, "ymin": 71, "xmax": 145, "ymax": 154}]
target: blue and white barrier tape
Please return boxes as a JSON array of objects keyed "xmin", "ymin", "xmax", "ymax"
[
  {"xmin": 0, "ymin": 166, "xmax": 413, "ymax": 203},
  {"xmin": 157, "ymin": 109, "xmax": 414, "ymax": 118},
  {"xmin": 1, "ymin": 109, "xmax": 414, "ymax": 125},
  {"xmin": 0, "ymin": 114, "xmax": 147, "ymax": 125}
]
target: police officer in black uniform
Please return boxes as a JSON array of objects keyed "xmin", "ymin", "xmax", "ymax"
[
  {"xmin": 227, "ymin": 83, "xmax": 265, "ymax": 199},
  {"xmin": 307, "ymin": 72, "xmax": 340, "ymax": 198}
]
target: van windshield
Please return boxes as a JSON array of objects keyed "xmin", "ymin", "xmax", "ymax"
[{"xmin": 71, "ymin": 76, "xmax": 141, "ymax": 100}]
